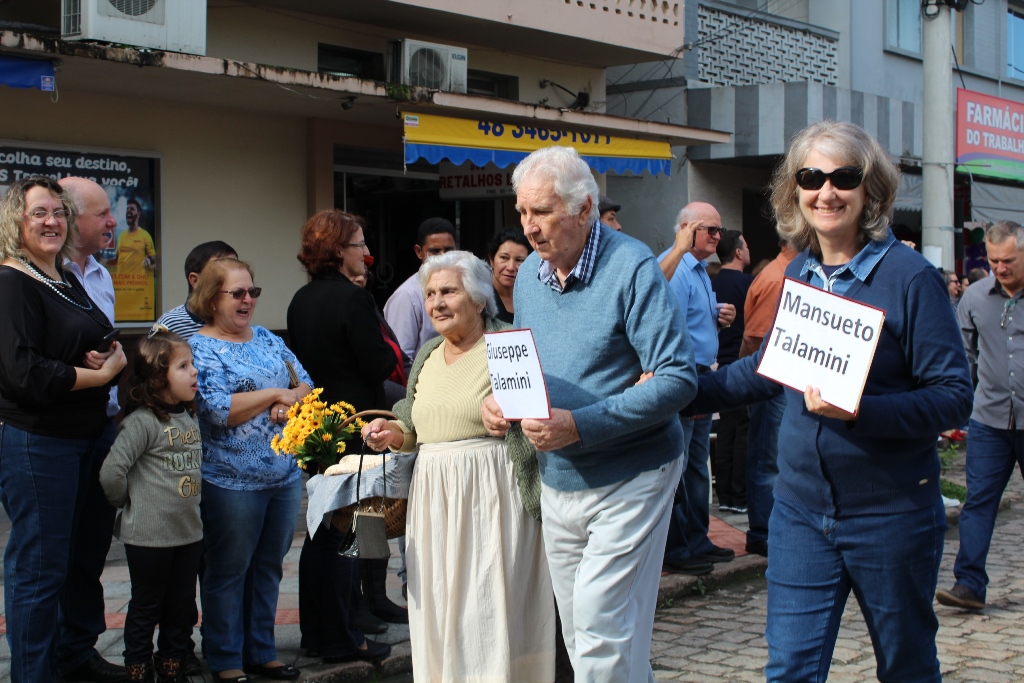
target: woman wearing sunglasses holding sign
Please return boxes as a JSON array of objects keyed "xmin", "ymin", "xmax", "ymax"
[
  {"xmin": 685, "ymin": 121, "xmax": 972, "ymax": 681},
  {"xmin": 187, "ymin": 258, "xmax": 313, "ymax": 682}
]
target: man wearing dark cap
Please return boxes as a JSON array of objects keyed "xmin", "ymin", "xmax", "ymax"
[
  {"xmin": 384, "ymin": 217, "xmax": 457, "ymax": 362},
  {"xmin": 598, "ymin": 195, "xmax": 622, "ymax": 231}
]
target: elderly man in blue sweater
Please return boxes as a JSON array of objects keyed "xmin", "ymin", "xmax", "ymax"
[{"xmin": 483, "ymin": 146, "xmax": 697, "ymax": 682}]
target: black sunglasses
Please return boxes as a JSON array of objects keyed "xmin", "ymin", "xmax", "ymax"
[
  {"xmin": 697, "ymin": 225, "xmax": 721, "ymax": 237},
  {"xmin": 222, "ymin": 287, "xmax": 262, "ymax": 300},
  {"xmin": 795, "ymin": 167, "xmax": 864, "ymax": 191}
]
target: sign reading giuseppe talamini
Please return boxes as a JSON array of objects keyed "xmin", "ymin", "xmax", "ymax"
[{"xmin": 956, "ymin": 88, "xmax": 1024, "ymax": 183}]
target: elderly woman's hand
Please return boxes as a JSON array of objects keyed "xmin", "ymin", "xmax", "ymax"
[
  {"xmin": 361, "ymin": 417, "xmax": 395, "ymax": 452},
  {"xmin": 482, "ymin": 395, "xmax": 510, "ymax": 437}
]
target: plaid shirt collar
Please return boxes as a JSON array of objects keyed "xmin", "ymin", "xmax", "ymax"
[{"xmin": 537, "ymin": 221, "xmax": 601, "ymax": 292}]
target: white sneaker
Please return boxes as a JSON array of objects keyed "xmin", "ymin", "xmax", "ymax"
[{"xmin": 942, "ymin": 494, "xmax": 961, "ymax": 508}]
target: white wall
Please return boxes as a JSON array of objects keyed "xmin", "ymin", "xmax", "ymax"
[
  {"xmin": 206, "ymin": 6, "xmax": 606, "ymax": 109},
  {"xmin": 2, "ymin": 86, "xmax": 308, "ymax": 330}
]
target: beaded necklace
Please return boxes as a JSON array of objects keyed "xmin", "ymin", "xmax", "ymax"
[
  {"xmin": 18, "ymin": 257, "xmax": 92, "ymax": 310},
  {"xmin": 16, "ymin": 257, "xmax": 113, "ymax": 330}
]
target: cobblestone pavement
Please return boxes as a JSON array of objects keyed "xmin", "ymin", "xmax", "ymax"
[{"xmin": 651, "ymin": 451, "xmax": 1024, "ymax": 683}]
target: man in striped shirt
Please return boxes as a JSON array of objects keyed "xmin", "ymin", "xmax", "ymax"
[{"xmin": 157, "ymin": 241, "xmax": 237, "ymax": 340}]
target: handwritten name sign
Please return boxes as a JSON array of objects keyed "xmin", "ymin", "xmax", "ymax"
[
  {"xmin": 757, "ymin": 278, "xmax": 885, "ymax": 414},
  {"xmin": 484, "ymin": 329, "xmax": 551, "ymax": 420}
]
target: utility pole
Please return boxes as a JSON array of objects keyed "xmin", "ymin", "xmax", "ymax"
[{"xmin": 921, "ymin": 1, "xmax": 955, "ymax": 270}]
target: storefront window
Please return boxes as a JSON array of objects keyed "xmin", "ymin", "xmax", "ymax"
[
  {"xmin": 1008, "ymin": 6, "xmax": 1024, "ymax": 79},
  {"xmin": 887, "ymin": 0, "xmax": 921, "ymax": 53}
]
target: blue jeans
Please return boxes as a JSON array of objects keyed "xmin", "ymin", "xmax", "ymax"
[
  {"xmin": 765, "ymin": 496, "xmax": 946, "ymax": 683},
  {"xmin": 55, "ymin": 420, "xmax": 116, "ymax": 673},
  {"xmin": 200, "ymin": 479, "xmax": 302, "ymax": 673},
  {"xmin": 664, "ymin": 414, "xmax": 713, "ymax": 562},
  {"xmin": 0, "ymin": 422, "xmax": 108, "ymax": 683},
  {"xmin": 953, "ymin": 419, "xmax": 1024, "ymax": 601},
  {"xmin": 746, "ymin": 393, "xmax": 785, "ymax": 545}
]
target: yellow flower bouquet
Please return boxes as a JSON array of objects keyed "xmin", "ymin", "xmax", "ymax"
[{"xmin": 270, "ymin": 388, "xmax": 366, "ymax": 472}]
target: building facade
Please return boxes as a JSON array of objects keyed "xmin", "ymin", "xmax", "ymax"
[
  {"xmin": 1, "ymin": 0, "xmax": 726, "ymax": 328},
  {"xmin": 607, "ymin": 0, "xmax": 1024, "ymax": 271}
]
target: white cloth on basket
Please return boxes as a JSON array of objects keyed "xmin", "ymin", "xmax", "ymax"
[
  {"xmin": 406, "ymin": 437, "xmax": 555, "ymax": 683},
  {"xmin": 305, "ymin": 452, "xmax": 415, "ymax": 538}
]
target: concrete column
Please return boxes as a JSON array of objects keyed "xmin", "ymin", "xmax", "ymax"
[{"xmin": 921, "ymin": 3, "xmax": 955, "ymax": 270}]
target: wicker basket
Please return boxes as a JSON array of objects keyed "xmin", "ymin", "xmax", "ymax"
[{"xmin": 329, "ymin": 410, "xmax": 408, "ymax": 539}]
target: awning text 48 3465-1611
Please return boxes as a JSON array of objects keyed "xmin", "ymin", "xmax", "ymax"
[{"xmin": 403, "ymin": 112, "xmax": 673, "ymax": 176}]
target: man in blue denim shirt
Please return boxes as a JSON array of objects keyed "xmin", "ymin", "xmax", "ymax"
[{"xmin": 658, "ymin": 202, "xmax": 737, "ymax": 576}]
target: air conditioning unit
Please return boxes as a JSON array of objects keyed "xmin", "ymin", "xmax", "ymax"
[
  {"xmin": 389, "ymin": 39, "xmax": 467, "ymax": 93},
  {"xmin": 61, "ymin": 0, "xmax": 207, "ymax": 56}
]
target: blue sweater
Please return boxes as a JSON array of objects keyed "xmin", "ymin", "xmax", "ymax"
[
  {"xmin": 514, "ymin": 224, "xmax": 697, "ymax": 491},
  {"xmin": 691, "ymin": 236, "xmax": 973, "ymax": 517}
]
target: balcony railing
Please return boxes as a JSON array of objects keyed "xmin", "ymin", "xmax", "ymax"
[{"xmin": 697, "ymin": 1, "xmax": 838, "ymax": 87}]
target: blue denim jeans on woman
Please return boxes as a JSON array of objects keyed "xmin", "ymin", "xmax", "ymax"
[
  {"xmin": 0, "ymin": 422, "xmax": 111, "ymax": 683},
  {"xmin": 200, "ymin": 479, "xmax": 302, "ymax": 673},
  {"xmin": 765, "ymin": 496, "xmax": 946, "ymax": 683},
  {"xmin": 953, "ymin": 419, "xmax": 1024, "ymax": 601}
]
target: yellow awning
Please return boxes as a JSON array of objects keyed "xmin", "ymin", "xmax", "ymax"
[{"xmin": 403, "ymin": 112, "xmax": 673, "ymax": 175}]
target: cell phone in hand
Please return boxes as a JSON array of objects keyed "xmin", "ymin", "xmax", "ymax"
[{"xmin": 95, "ymin": 328, "xmax": 121, "ymax": 352}]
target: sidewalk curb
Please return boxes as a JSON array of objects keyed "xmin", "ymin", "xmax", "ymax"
[{"xmin": 286, "ymin": 643, "xmax": 411, "ymax": 682}]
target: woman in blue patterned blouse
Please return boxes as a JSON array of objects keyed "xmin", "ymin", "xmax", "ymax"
[{"xmin": 188, "ymin": 258, "xmax": 312, "ymax": 683}]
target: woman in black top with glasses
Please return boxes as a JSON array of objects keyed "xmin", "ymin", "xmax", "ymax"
[{"xmin": 0, "ymin": 176, "xmax": 126, "ymax": 683}]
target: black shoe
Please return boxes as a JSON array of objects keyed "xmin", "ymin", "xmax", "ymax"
[
  {"xmin": 357, "ymin": 607, "xmax": 389, "ymax": 635},
  {"xmin": 242, "ymin": 663, "xmax": 301, "ymax": 680},
  {"xmin": 324, "ymin": 638, "xmax": 391, "ymax": 664},
  {"xmin": 183, "ymin": 651, "xmax": 203, "ymax": 676},
  {"xmin": 64, "ymin": 653, "xmax": 129, "ymax": 683},
  {"xmin": 663, "ymin": 558, "xmax": 714, "ymax": 576},
  {"xmin": 936, "ymin": 583, "xmax": 985, "ymax": 610},
  {"xmin": 697, "ymin": 544, "xmax": 736, "ymax": 563},
  {"xmin": 745, "ymin": 539, "xmax": 768, "ymax": 558}
]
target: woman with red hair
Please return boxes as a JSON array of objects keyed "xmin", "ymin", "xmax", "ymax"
[{"xmin": 287, "ymin": 210, "xmax": 402, "ymax": 664}]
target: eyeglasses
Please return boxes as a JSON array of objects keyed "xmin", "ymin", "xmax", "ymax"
[
  {"xmin": 795, "ymin": 167, "xmax": 864, "ymax": 191},
  {"xmin": 24, "ymin": 209, "xmax": 69, "ymax": 222},
  {"xmin": 222, "ymin": 287, "xmax": 262, "ymax": 300},
  {"xmin": 1002, "ymin": 298, "xmax": 1017, "ymax": 329},
  {"xmin": 696, "ymin": 225, "xmax": 721, "ymax": 237},
  {"xmin": 344, "ymin": 242, "xmax": 367, "ymax": 250}
]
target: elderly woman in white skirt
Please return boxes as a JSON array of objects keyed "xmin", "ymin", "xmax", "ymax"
[{"xmin": 361, "ymin": 251, "xmax": 554, "ymax": 682}]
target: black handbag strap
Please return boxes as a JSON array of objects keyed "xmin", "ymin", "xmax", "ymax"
[{"xmin": 353, "ymin": 438, "xmax": 387, "ymax": 505}]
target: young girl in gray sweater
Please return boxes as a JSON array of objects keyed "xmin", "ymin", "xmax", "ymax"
[{"xmin": 99, "ymin": 326, "xmax": 203, "ymax": 682}]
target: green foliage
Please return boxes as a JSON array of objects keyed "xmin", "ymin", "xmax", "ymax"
[{"xmin": 941, "ymin": 478, "xmax": 967, "ymax": 503}]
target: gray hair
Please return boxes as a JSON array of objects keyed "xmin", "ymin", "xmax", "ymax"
[
  {"xmin": 512, "ymin": 146, "xmax": 599, "ymax": 225},
  {"xmin": 418, "ymin": 250, "xmax": 498, "ymax": 319},
  {"xmin": 986, "ymin": 221, "xmax": 1024, "ymax": 251},
  {"xmin": 770, "ymin": 121, "xmax": 900, "ymax": 257}
]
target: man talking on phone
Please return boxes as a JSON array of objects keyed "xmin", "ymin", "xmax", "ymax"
[
  {"xmin": 658, "ymin": 202, "xmax": 737, "ymax": 576},
  {"xmin": 56, "ymin": 177, "xmax": 129, "ymax": 682}
]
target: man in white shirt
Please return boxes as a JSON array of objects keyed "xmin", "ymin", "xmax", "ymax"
[
  {"xmin": 384, "ymin": 217, "xmax": 457, "ymax": 361},
  {"xmin": 56, "ymin": 177, "xmax": 128, "ymax": 683}
]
